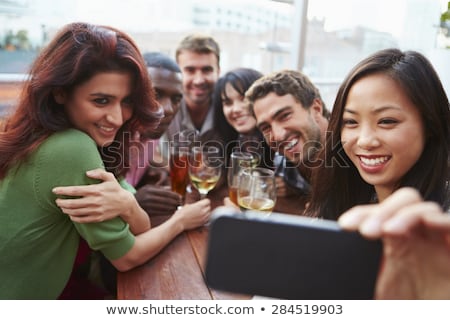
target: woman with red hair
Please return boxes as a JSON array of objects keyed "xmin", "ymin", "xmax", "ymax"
[{"xmin": 0, "ymin": 22, "xmax": 210, "ymax": 299}]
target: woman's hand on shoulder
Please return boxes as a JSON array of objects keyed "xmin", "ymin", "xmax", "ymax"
[{"xmin": 53, "ymin": 168, "xmax": 136, "ymax": 223}]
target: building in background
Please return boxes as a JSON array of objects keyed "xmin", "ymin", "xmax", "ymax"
[{"xmin": 1, "ymin": 0, "xmax": 448, "ymax": 113}]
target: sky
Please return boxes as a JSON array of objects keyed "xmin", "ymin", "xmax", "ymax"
[
  {"xmin": 307, "ymin": 0, "xmax": 405, "ymax": 36},
  {"xmin": 4, "ymin": 0, "xmax": 448, "ymax": 48},
  {"xmin": 64, "ymin": 0, "xmax": 447, "ymax": 36},
  {"xmin": 70, "ymin": 0, "xmax": 394, "ymax": 31},
  {"xmin": 19, "ymin": 0, "xmax": 448, "ymax": 35},
  {"xmin": 307, "ymin": 0, "xmax": 447, "ymax": 37},
  {"xmin": 3, "ymin": 0, "xmax": 448, "ymax": 93},
  {"xmin": 70, "ymin": 0, "xmax": 292, "ymax": 32}
]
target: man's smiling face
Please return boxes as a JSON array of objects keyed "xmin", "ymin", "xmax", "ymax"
[{"xmin": 253, "ymin": 92, "xmax": 322, "ymax": 165}]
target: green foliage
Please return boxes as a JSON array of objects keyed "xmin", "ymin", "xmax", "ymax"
[
  {"xmin": 1, "ymin": 29, "xmax": 31, "ymax": 50},
  {"xmin": 440, "ymin": 1, "xmax": 450, "ymax": 36}
]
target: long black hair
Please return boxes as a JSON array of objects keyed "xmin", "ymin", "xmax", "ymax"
[
  {"xmin": 212, "ymin": 67, "xmax": 273, "ymax": 167},
  {"xmin": 306, "ymin": 48, "xmax": 450, "ymax": 220}
]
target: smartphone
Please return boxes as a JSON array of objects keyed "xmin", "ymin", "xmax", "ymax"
[{"xmin": 205, "ymin": 208, "xmax": 383, "ymax": 299}]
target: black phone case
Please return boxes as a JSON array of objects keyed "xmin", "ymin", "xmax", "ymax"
[{"xmin": 205, "ymin": 209, "xmax": 383, "ymax": 300}]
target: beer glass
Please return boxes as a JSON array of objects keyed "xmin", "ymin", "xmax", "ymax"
[
  {"xmin": 169, "ymin": 129, "xmax": 197, "ymax": 197},
  {"xmin": 227, "ymin": 151, "xmax": 255, "ymax": 205},
  {"xmin": 237, "ymin": 167, "xmax": 276, "ymax": 215}
]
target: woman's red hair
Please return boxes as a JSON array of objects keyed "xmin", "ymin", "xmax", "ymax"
[{"xmin": 0, "ymin": 22, "xmax": 162, "ymax": 179}]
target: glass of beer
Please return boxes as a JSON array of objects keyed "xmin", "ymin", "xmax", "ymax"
[
  {"xmin": 169, "ymin": 130, "xmax": 197, "ymax": 197},
  {"xmin": 188, "ymin": 145, "xmax": 222, "ymax": 199},
  {"xmin": 227, "ymin": 151, "xmax": 255, "ymax": 205},
  {"xmin": 237, "ymin": 167, "xmax": 276, "ymax": 215}
]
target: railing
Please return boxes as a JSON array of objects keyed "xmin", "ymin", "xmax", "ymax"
[{"xmin": 0, "ymin": 73, "xmax": 29, "ymax": 82}]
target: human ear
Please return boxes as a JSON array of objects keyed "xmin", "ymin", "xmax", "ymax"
[
  {"xmin": 52, "ymin": 88, "xmax": 67, "ymax": 104},
  {"xmin": 310, "ymin": 98, "xmax": 323, "ymax": 119}
]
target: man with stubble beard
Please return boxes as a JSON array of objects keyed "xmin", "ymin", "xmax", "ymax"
[
  {"xmin": 163, "ymin": 34, "xmax": 224, "ymax": 199},
  {"xmin": 165, "ymin": 34, "xmax": 221, "ymax": 142},
  {"xmin": 245, "ymin": 70, "xmax": 330, "ymax": 198}
]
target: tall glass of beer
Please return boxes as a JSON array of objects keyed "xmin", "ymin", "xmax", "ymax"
[
  {"xmin": 169, "ymin": 130, "xmax": 197, "ymax": 197},
  {"xmin": 227, "ymin": 151, "xmax": 255, "ymax": 205}
]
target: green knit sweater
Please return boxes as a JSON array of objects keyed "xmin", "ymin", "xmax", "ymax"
[{"xmin": 0, "ymin": 129, "xmax": 135, "ymax": 299}]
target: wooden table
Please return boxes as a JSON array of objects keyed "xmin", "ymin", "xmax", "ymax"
[{"xmin": 117, "ymin": 183, "xmax": 306, "ymax": 300}]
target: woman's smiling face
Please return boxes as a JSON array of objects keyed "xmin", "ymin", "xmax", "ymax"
[
  {"xmin": 222, "ymin": 82, "xmax": 257, "ymax": 134},
  {"xmin": 57, "ymin": 71, "xmax": 134, "ymax": 147},
  {"xmin": 341, "ymin": 73, "xmax": 425, "ymax": 201}
]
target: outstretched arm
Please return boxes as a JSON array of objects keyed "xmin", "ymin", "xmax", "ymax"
[
  {"xmin": 110, "ymin": 199, "xmax": 211, "ymax": 271},
  {"xmin": 338, "ymin": 187, "xmax": 450, "ymax": 299}
]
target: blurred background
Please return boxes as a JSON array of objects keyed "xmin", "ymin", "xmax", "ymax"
[{"xmin": 1, "ymin": 0, "xmax": 449, "ymax": 116}]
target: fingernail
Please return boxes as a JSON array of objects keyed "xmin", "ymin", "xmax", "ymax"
[
  {"xmin": 383, "ymin": 217, "xmax": 404, "ymax": 233},
  {"xmin": 52, "ymin": 188, "xmax": 60, "ymax": 194},
  {"xmin": 338, "ymin": 213, "xmax": 358, "ymax": 228},
  {"xmin": 360, "ymin": 218, "xmax": 381, "ymax": 236}
]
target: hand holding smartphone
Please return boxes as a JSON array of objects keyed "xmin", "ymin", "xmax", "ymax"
[{"xmin": 205, "ymin": 208, "xmax": 382, "ymax": 299}]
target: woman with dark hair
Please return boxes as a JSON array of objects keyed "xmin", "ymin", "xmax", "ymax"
[
  {"xmin": 306, "ymin": 48, "xmax": 449, "ymax": 299},
  {"xmin": 214, "ymin": 50, "xmax": 449, "ymax": 299},
  {"xmin": 212, "ymin": 67, "xmax": 272, "ymax": 167},
  {"xmin": 307, "ymin": 48, "xmax": 449, "ymax": 220},
  {"xmin": 213, "ymin": 68, "xmax": 297, "ymax": 200},
  {"xmin": 0, "ymin": 22, "xmax": 211, "ymax": 299}
]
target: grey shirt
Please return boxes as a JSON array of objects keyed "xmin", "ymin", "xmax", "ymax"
[{"xmin": 161, "ymin": 99, "xmax": 219, "ymax": 160}]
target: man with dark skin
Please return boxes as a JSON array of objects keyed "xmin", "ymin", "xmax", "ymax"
[{"xmin": 131, "ymin": 52, "xmax": 186, "ymax": 215}]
